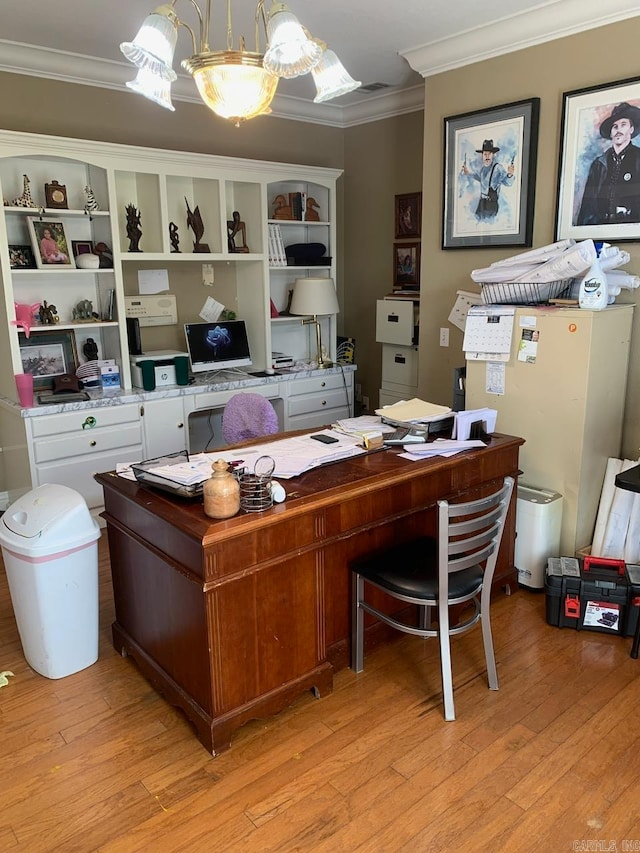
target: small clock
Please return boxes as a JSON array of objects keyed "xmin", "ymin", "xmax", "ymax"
[{"xmin": 44, "ymin": 180, "xmax": 68, "ymax": 209}]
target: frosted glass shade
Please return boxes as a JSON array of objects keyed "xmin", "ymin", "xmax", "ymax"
[
  {"xmin": 312, "ymin": 50, "xmax": 361, "ymax": 103},
  {"xmin": 290, "ymin": 278, "xmax": 339, "ymax": 316},
  {"xmin": 120, "ymin": 5, "xmax": 178, "ymax": 82},
  {"xmin": 126, "ymin": 67, "xmax": 175, "ymax": 111},
  {"xmin": 183, "ymin": 51, "xmax": 278, "ymax": 123},
  {"xmin": 263, "ymin": 7, "xmax": 322, "ymax": 78}
]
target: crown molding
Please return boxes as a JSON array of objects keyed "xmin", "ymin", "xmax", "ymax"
[
  {"xmin": 0, "ymin": 39, "xmax": 423, "ymax": 128},
  {"xmin": 401, "ymin": 0, "xmax": 640, "ymax": 77}
]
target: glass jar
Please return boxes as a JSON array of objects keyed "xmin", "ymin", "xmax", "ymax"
[{"xmin": 203, "ymin": 459, "xmax": 240, "ymax": 519}]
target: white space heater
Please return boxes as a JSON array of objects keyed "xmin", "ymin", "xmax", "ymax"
[{"xmin": 514, "ymin": 485, "xmax": 563, "ymax": 589}]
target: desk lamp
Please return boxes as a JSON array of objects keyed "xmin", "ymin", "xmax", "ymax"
[{"xmin": 290, "ymin": 277, "xmax": 339, "ymax": 369}]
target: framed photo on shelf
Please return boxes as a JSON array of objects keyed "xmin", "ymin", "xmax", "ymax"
[
  {"xmin": 26, "ymin": 218, "xmax": 75, "ymax": 269},
  {"xmin": 18, "ymin": 329, "xmax": 78, "ymax": 391},
  {"xmin": 393, "ymin": 241, "xmax": 420, "ymax": 287},
  {"xmin": 556, "ymin": 76, "xmax": 640, "ymax": 242},
  {"xmin": 443, "ymin": 97, "xmax": 540, "ymax": 249},
  {"xmin": 394, "ymin": 192, "xmax": 422, "ymax": 238},
  {"xmin": 72, "ymin": 240, "xmax": 94, "ymax": 256},
  {"xmin": 8, "ymin": 244, "xmax": 36, "ymax": 269}
]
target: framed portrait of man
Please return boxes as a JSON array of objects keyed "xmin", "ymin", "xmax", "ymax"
[
  {"xmin": 556, "ymin": 76, "xmax": 640, "ymax": 242},
  {"xmin": 443, "ymin": 98, "xmax": 540, "ymax": 249}
]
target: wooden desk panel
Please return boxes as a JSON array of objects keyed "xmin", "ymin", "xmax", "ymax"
[{"xmin": 97, "ymin": 433, "xmax": 523, "ymax": 755}]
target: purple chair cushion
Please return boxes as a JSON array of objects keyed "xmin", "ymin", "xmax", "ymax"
[{"xmin": 222, "ymin": 393, "xmax": 279, "ymax": 445}]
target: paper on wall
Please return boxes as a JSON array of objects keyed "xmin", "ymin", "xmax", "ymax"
[
  {"xmin": 138, "ymin": 269, "xmax": 170, "ymax": 294},
  {"xmin": 199, "ymin": 296, "xmax": 225, "ymax": 322}
]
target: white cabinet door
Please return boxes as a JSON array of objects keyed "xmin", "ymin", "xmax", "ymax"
[{"xmin": 141, "ymin": 397, "xmax": 188, "ymax": 459}]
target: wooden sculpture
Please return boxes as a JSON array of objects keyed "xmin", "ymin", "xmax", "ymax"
[
  {"xmin": 125, "ymin": 204, "xmax": 142, "ymax": 252},
  {"xmin": 185, "ymin": 197, "xmax": 210, "ymax": 252},
  {"xmin": 272, "ymin": 194, "xmax": 293, "ymax": 220},
  {"xmin": 305, "ymin": 197, "xmax": 321, "ymax": 221}
]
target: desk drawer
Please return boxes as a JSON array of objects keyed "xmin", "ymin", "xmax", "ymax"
[
  {"xmin": 193, "ymin": 384, "xmax": 282, "ymax": 412},
  {"xmin": 33, "ymin": 422, "xmax": 143, "ymax": 464},
  {"xmin": 288, "ymin": 388, "xmax": 350, "ymax": 418},
  {"xmin": 29, "ymin": 405, "xmax": 140, "ymax": 438},
  {"xmin": 288, "ymin": 374, "xmax": 346, "ymax": 397}
]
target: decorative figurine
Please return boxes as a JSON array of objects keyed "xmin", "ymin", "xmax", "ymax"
[
  {"xmin": 83, "ymin": 185, "xmax": 100, "ymax": 215},
  {"xmin": 169, "ymin": 221, "xmax": 180, "ymax": 253},
  {"xmin": 272, "ymin": 194, "xmax": 293, "ymax": 220},
  {"xmin": 72, "ymin": 299, "xmax": 94, "ymax": 321},
  {"xmin": 227, "ymin": 211, "xmax": 249, "ymax": 253},
  {"xmin": 94, "ymin": 242, "xmax": 113, "ymax": 268},
  {"xmin": 44, "ymin": 180, "xmax": 68, "ymax": 209},
  {"xmin": 83, "ymin": 337, "xmax": 99, "ymax": 361},
  {"xmin": 13, "ymin": 302, "xmax": 41, "ymax": 337},
  {"xmin": 11, "ymin": 174, "xmax": 37, "ymax": 208},
  {"xmin": 39, "ymin": 301, "xmax": 59, "ymax": 325},
  {"xmin": 305, "ymin": 197, "xmax": 321, "ymax": 221},
  {"xmin": 185, "ymin": 197, "xmax": 210, "ymax": 252},
  {"xmin": 125, "ymin": 203, "xmax": 142, "ymax": 252}
]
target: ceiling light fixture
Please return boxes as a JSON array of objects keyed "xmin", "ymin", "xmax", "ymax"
[{"xmin": 120, "ymin": 1, "xmax": 360, "ymax": 125}]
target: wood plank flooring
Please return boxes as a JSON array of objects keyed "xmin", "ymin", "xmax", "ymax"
[{"xmin": 1, "ymin": 537, "xmax": 639, "ymax": 851}]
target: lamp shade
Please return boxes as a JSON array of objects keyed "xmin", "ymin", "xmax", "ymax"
[
  {"xmin": 120, "ymin": 4, "xmax": 178, "ymax": 82},
  {"xmin": 290, "ymin": 277, "xmax": 339, "ymax": 316},
  {"xmin": 263, "ymin": 5, "xmax": 322, "ymax": 79},
  {"xmin": 126, "ymin": 67, "xmax": 175, "ymax": 111},
  {"xmin": 312, "ymin": 49, "xmax": 361, "ymax": 103}
]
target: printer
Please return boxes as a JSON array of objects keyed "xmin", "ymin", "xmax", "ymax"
[{"xmin": 130, "ymin": 351, "xmax": 189, "ymax": 390}]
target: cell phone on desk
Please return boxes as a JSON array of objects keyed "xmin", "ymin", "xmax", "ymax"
[{"xmin": 310, "ymin": 434, "xmax": 339, "ymax": 444}]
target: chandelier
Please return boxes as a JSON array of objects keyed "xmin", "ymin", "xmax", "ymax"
[{"xmin": 120, "ymin": 1, "xmax": 361, "ymax": 125}]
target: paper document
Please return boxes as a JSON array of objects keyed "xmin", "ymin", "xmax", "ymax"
[
  {"xmin": 402, "ymin": 439, "xmax": 487, "ymax": 461},
  {"xmin": 375, "ymin": 398, "xmax": 451, "ymax": 424},
  {"xmin": 454, "ymin": 408, "xmax": 497, "ymax": 441},
  {"xmin": 138, "ymin": 269, "xmax": 169, "ymax": 294}
]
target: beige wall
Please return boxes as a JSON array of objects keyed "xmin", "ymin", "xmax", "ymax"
[
  {"xmin": 343, "ymin": 111, "xmax": 424, "ymax": 407},
  {"xmin": 419, "ymin": 18, "xmax": 640, "ymax": 459}
]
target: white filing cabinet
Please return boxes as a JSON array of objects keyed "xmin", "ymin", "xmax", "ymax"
[{"xmin": 376, "ymin": 298, "xmax": 419, "ymax": 408}]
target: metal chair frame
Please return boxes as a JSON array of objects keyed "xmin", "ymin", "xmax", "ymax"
[{"xmin": 351, "ymin": 476, "xmax": 514, "ymax": 721}]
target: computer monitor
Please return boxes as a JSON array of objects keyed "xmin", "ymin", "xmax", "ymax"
[{"xmin": 184, "ymin": 320, "xmax": 252, "ymax": 374}]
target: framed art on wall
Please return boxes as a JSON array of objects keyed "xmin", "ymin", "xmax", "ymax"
[
  {"xmin": 443, "ymin": 98, "xmax": 540, "ymax": 249},
  {"xmin": 393, "ymin": 242, "xmax": 420, "ymax": 287},
  {"xmin": 395, "ymin": 192, "xmax": 422, "ymax": 238},
  {"xmin": 18, "ymin": 329, "xmax": 78, "ymax": 390},
  {"xmin": 27, "ymin": 218, "xmax": 75, "ymax": 269},
  {"xmin": 556, "ymin": 76, "xmax": 640, "ymax": 242}
]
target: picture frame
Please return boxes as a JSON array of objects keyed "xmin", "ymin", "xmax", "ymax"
[
  {"xmin": 443, "ymin": 98, "xmax": 540, "ymax": 249},
  {"xmin": 72, "ymin": 240, "xmax": 94, "ymax": 256},
  {"xmin": 27, "ymin": 218, "xmax": 75, "ymax": 269},
  {"xmin": 394, "ymin": 192, "xmax": 422, "ymax": 238},
  {"xmin": 393, "ymin": 241, "xmax": 421, "ymax": 287},
  {"xmin": 555, "ymin": 76, "xmax": 640, "ymax": 242},
  {"xmin": 8, "ymin": 244, "xmax": 36, "ymax": 269},
  {"xmin": 18, "ymin": 329, "xmax": 78, "ymax": 391}
]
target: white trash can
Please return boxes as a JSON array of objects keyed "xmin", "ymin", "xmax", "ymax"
[{"xmin": 0, "ymin": 483, "xmax": 101, "ymax": 679}]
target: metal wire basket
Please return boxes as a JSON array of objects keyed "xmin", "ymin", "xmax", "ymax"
[
  {"xmin": 480, "ymin": 279, "xmax": 573, "ymax": 305},
  {"xmin": 238, "ymin": 456, "xmax": 275, "ymax": 512}
]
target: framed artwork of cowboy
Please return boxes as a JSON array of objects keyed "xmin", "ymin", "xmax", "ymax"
[
  {"xmin": 556, "ymin": 76, "xmax": 640, "ymax": 242},
  {"xmin": 443, "ymin": 98, "xmax": 540, "ymax": 249}
]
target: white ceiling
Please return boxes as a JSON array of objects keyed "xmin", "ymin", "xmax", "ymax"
[{"xmin": 0, "ymin": 0, "xmax": 638, "ymax": 127}]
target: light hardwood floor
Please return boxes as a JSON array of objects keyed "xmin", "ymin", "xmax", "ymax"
[{"xmin": 1, "ymin": 537, "xmax": 640, "ymax": 852}]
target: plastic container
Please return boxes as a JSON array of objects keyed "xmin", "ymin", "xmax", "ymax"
[
  {"xmin": 514, "ymin": 484, "xmax": 563, "ymax": 589},
  {"xmin": 0, "ymin": 483, "xmax": 101, "ymax": 679}
]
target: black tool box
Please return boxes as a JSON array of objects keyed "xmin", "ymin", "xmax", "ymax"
[{"xmin": 546, "ymin": 556, "xmax": 640, "ymax": 637}]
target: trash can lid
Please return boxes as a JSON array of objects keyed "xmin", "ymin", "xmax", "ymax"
[{"xmin": 0, "ymin": 483, "xmax": 100, "ymax": 552}]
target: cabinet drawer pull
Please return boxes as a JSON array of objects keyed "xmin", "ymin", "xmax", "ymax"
[
  {"xmin": 321, "ymin": 381, "xmax": 326, "ymax": 388},
  {"xmin": 321, "ymin": 400, "xmax": 327, "ymax": 406},
  {"xmin": 178, "ymin": 422, "xmax": 184, "ymax": 429},
  {"xmin": 89, "ymin": 440, "xmax": 97, "ymax": 447}
]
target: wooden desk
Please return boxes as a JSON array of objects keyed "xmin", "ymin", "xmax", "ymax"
[{"xmin": 96, "ymin": 433, "xmax": 523, "ymax": 754}]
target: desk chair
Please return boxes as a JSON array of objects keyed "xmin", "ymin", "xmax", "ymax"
[
  {"xmin": 222, "ymin": 393, "xmax": 279, "ymax": 445},
  {"xmin": 351, "ymin": 476, "xmax": 514, "ymax": 721}
]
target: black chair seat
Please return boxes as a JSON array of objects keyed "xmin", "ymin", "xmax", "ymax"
[{"xmin": 353, "ymin": 537, "xmax": 483, "ymax": 600}]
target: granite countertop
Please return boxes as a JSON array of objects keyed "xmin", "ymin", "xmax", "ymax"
[{"xmin": 2, "ymin": 364, "xmax": 356, "ymax": 419}]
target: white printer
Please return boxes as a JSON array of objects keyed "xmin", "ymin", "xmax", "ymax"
[{"xmin": 130, "ymin": 350, "xmax": 189, "ymax": 389}]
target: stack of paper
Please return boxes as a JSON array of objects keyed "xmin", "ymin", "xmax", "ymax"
[
  {"xmin": 375, "ymin": 398, "xmax": 452, "ymax": 426},
  {"xmin": 333, "ymin": 414, "xmax": 395, "ymax": 439},
  {"xmin": 402, "ymin": 439, "xmax": 487, "ymax": 460}
]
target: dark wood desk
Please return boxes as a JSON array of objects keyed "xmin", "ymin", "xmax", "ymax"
[{"xmin": 96, "ymin": 433, "xmax": 523, "ymax": 754}]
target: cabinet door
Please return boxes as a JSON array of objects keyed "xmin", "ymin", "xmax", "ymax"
[{"xmin": 141, "ymin": 398, "xmax": 188, "ymax": 459}]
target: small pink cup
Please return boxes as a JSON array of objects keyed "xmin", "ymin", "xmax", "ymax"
[{"xmin": 15, "ymin": 373, "xmax": 34, "ymax": 408}]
